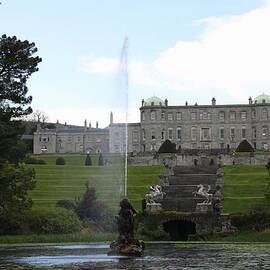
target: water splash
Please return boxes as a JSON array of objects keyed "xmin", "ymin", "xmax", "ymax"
[{"xmin": 119, "ymin": 36, "xmax": 129, "ymax": 197}]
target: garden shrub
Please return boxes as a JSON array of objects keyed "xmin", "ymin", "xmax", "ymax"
[
  {"xmin": 24, "ymin": 157, "xmax": 46, "ymax": 164},
  {"xmin": 84, "ymin": 154, "xmax": 92, "ymax": 166},
  {"xmin": 26, "ymin": 208, "xmax": 82, "ymax": 234},
  {"xmin": 98, "ymin": 153, "xmax": 104, "ymax": 166},
  {"xmin": 56, "ymin": 157, "xmax": 65, "ymax": 165},
  {"xmin": 158, "ymin": 140, "xmax": 176, "ymax": 153},
  {"xmin": 235, "ymin": 140, "xmax": 254, "ymax": 152}
]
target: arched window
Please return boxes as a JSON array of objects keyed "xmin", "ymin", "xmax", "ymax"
[
  {"xmin": 251, "ymin": 109, "xmax": 256, "ymax": 119},
  {"xmin": 262, "ymin": 126, "xmax": 268, "ymax": 138}
]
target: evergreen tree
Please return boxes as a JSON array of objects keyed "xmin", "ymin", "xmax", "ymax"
[
  {"xmin": 0, "ymin": 34, "xmax": 42, "ymax": 164},
  {"xmin": 98, "ymin": 153, "xmax": 104, "ymax": 166},
  {"xmin": 0, "ymin": 35, "xmax": 40, "ymax": 233},
  {"xmin": 85, "ymin": 154, "xmax": 92, "ymax": 166},
  {"xmin": 158, "ymin": 139, "xmax": 176, "ymax": 153},
  {"xmin": 236, "ymin": 140, "xmax": 254, "ymax": 152}
]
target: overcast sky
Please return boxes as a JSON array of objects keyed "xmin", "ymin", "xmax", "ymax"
[{"xmin": 1, "ymin": 0, "xmax": 269, "ymax": 127}]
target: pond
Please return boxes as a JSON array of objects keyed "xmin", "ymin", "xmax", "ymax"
[{"xmin": 0, "ymin": 243, "xmax": 269, "ymax": 270}]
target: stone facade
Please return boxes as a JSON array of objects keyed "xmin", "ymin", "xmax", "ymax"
[{"xmin": 33, "ymin": 94, "xmax": 270, "ymax": 154}]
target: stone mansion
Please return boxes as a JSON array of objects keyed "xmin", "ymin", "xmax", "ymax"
[{"xmin": 33, "ymin": 94, "xmax": 270, "ymax": 154}]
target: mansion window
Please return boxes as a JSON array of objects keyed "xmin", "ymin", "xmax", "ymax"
[
  {"xmin": 219, "ymin": 111, "xmax": 225, "ymax": 120},
  {"xmin": 199, "ymin": 112, "xmax": 211, "ymax": 120},
  {"xmin": 262, "ymin": 126, "xmax": 268, "ymax": 138},
  {"xmin": 151, "ymin": 129, "xmax": 156, "ymax": 140},
  {"xmin": 262, "ymin": 108, "xmax": 268, "ymax": 120},
  {"xmin": 176, "ymin": 127, "xmax": 181, "ymax": 140},
  {"xmin": 141, "ymin": 111, "xmax": 145, "ymax": 121},
  {"xmin": 200, "ymin": 128, "xmax": 211, "ymax": 141},
  {"xmin": 176, "ymin": 112, "xmax": 182, "ymax": 120},
  {"xmin": 219, "ymin": 128, "xmax": 224, "ymax": 140},
  {"xmin": 252, "ymin": 127, "xmax": 257, "ymax": 139},
  {"xmin": 219, "ymin": 143, "xmax": 224, "ymax": 149},
  {"xmin": 263, "ymin": 143, "xmax": 269, "ymax": 150},
  {"xmin": 230, "ymin": 127, "xmax": 235, "ymax": 140},
  {"xmin": 191, "ymin": 127, "xmax": 197, "ymax": 141},
  {"xmin": 241, "ymin": 126, "xmax": 246, "ymax": 139},
  {"xmin": 229, "ymin": 111, "xmax": 236, "ymax": 120},
  {"xmin": 168, "ymin": 113, "xmax": 173, "ymax": 121},
  {"xmin": 241, "ymin": 111, "xmax": 247, "ymax": 120},
  {"xmin": 161, "ymin": 111, "xmax": 165, "ymax": 120},
  {"xmin": 168, "ymin": 128, "xmax": 173, "ymax": 140},
  {"xmin": 191, "ymin": 112, "xmax": 196, "ymax": 120},
  {"xmin": 252, "ymin": 109, "xmax": 256, "ymax": 119},
  {"xmin": 150, "ymin": 110, "xmax": 156, "ymax": 120},
  {"xmin": 161, "ymin": 129, "xmax": 165, "ymax": 140}
]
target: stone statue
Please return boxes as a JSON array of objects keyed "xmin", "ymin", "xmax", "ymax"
[
  {"xmin": 193, "ymin": 184, "xmax": 212, "ymax": 204},
  {"xmin": 109, "ymin": 198, "xmax": 144, "ymax": 256},
  {"xmin": 162, "ymin": 157, "xmax": 175, "ymax": 175},
  {"xmin": 145, "ymin": 185, "xmax": 165, "ymax": 204}
]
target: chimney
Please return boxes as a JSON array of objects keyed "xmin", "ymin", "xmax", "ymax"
[
  {"xmin": 96, "ymin": 121, "xmax": 98, "ymax": 129},
  {"xmin": 165, "ymin": 99, "xmax": 168, "ymax": 106},
  {"xmin": 212, "ymin": 97, "xmax": 216, "ymax": 106},
  {"xmin": 141, "ymin": 99, "xmax": 144, "ymax": 106},
  {"xmin": 84, "ymin": 119, "xmax": 87, "ymax": 131},
  {"xmin": 89, "ymin": 122, "xmax": 91, "ymax": 128},
  {"xmin": 249, "ymin": 96, "xmax": 252, "ymax": 105},
  {"xmin": 110, "ymin": 112, "xmax": 113, "ymax": 125}
]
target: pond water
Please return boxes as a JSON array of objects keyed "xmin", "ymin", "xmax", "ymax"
[{"xmin": 0, "ymin": 243, "xmax": 270, "ymax": 270}]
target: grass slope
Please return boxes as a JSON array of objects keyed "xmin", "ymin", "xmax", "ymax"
[
  {"xmin": 28, "ymin": 155, "xmax": 165, "ymax": 211},
  {"xmin": 223, "ymin": 165, "xmax": 268, "ymax": 213},
  {"xmin": 28, "ymin": 156, "xmax": 268, "ymax": 213}
]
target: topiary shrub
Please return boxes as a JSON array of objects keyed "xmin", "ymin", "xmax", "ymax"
[
  {"xmin": 236, "ymin": 140, "xmax": 254, "ymax": 152},
  {"xmin": 56, "ymin": 157, "xmax": 65, "ymax": 165},
  {"xmin": 24, "ymin": 157, "xmax": 46, "ymax": 164},
  {"xmin": 158, "ymin": 140, "xmax": 176, "ymax": 153},
  {"xmin": 98, "ymin": 153, "xmax": 104, "ymax": 166},
  {"xmin": 26, "ymin": 208, "xmax": 82, "ymax": 234},
  {"xmin": 85, "ymin": 154, "xmax": 92, "ymax": 166}
]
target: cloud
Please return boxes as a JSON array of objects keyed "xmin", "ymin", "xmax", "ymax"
[{"xmin": 80, "ymin": 2, "xmax": 270, "ymax": 102}]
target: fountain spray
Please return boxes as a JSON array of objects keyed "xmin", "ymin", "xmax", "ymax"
[{"xmin": 119, "ymin": 36, "xmax": 129, "ymax": 197}]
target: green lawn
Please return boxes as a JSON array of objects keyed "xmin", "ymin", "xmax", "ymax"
[
  {"xmin": 223, "ymin": 165, "xmax": 268, "ymax": 213},
  {"xmin": 28, "ymin": 155, "xmax": 165, "ymax": 211},
  {"xmin": 28, "ymin": 155, "xmax": 268, "ymax": 213}
]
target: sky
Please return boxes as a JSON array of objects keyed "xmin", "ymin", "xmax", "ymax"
[{"xmin": 1, "ymin": 0, "xmax": 270, "ymax": 127}]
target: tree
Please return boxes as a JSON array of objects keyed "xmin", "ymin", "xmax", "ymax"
[
  {"xmin": 158, "ymin": 139, "xmax": 176, "ymax": 153},
  {"xmin": 235, "ymin": 140, "xmax": 254, "ymax": 152},
  {"xmin": 0, "ymin": 163, "xmax": 36, "ymax": 234},
  {"xmin": 85, "ymin": 154, "xmax": 92, "ymax": 166},
  {"xmin": 98, "ymin": 153, "xmax": 104, "ymax": 166},
  {"xmin": 0, "ymin": 34, "xmax": 42, "ymax": 164},
  {"xmin": 75, "ymin": 183, "xmax": 106, "ymax": 221}
]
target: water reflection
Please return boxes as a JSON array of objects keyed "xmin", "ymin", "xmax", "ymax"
[{"xmin": 0, "ymin": 243, "xmax": 269, "ymax": 270}]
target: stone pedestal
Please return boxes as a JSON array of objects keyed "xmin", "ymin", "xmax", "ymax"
[
  {"xmin": 146, "ymin": 203, "xmax": 162, "ymax": 212},
  {"xmin": 196, "ymin": 203, "xmax": 213, "ymax": 213}
]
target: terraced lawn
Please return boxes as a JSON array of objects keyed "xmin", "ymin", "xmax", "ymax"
[
  {"xmin": 28, "ymin": 155, "xmax": 269, "ymax": 213},
  {"xmin": 223, "ymin": 165, "xmax": 268, "ymax": 213},
  {"xmin": 28, "ymin": 155, "xmax": 165, "ymax": 211}
]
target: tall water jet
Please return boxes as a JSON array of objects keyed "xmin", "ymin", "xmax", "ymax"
[{"xmin": 118, "ymin": 36, "xmax": 129, "ymax": 197}]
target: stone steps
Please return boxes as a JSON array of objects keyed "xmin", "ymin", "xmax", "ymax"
[
  {"xmin": 169, "ymin": 175, "xmax": 217, "ymax": 185},
  {"xmin": 173, "ymin": 165, "xmax": 218, "ymax": 175}
]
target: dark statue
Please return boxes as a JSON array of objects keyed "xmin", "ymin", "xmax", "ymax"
[{"xmin": 109, "ymin": 198, "xmax": 144, "ymax": 256}]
